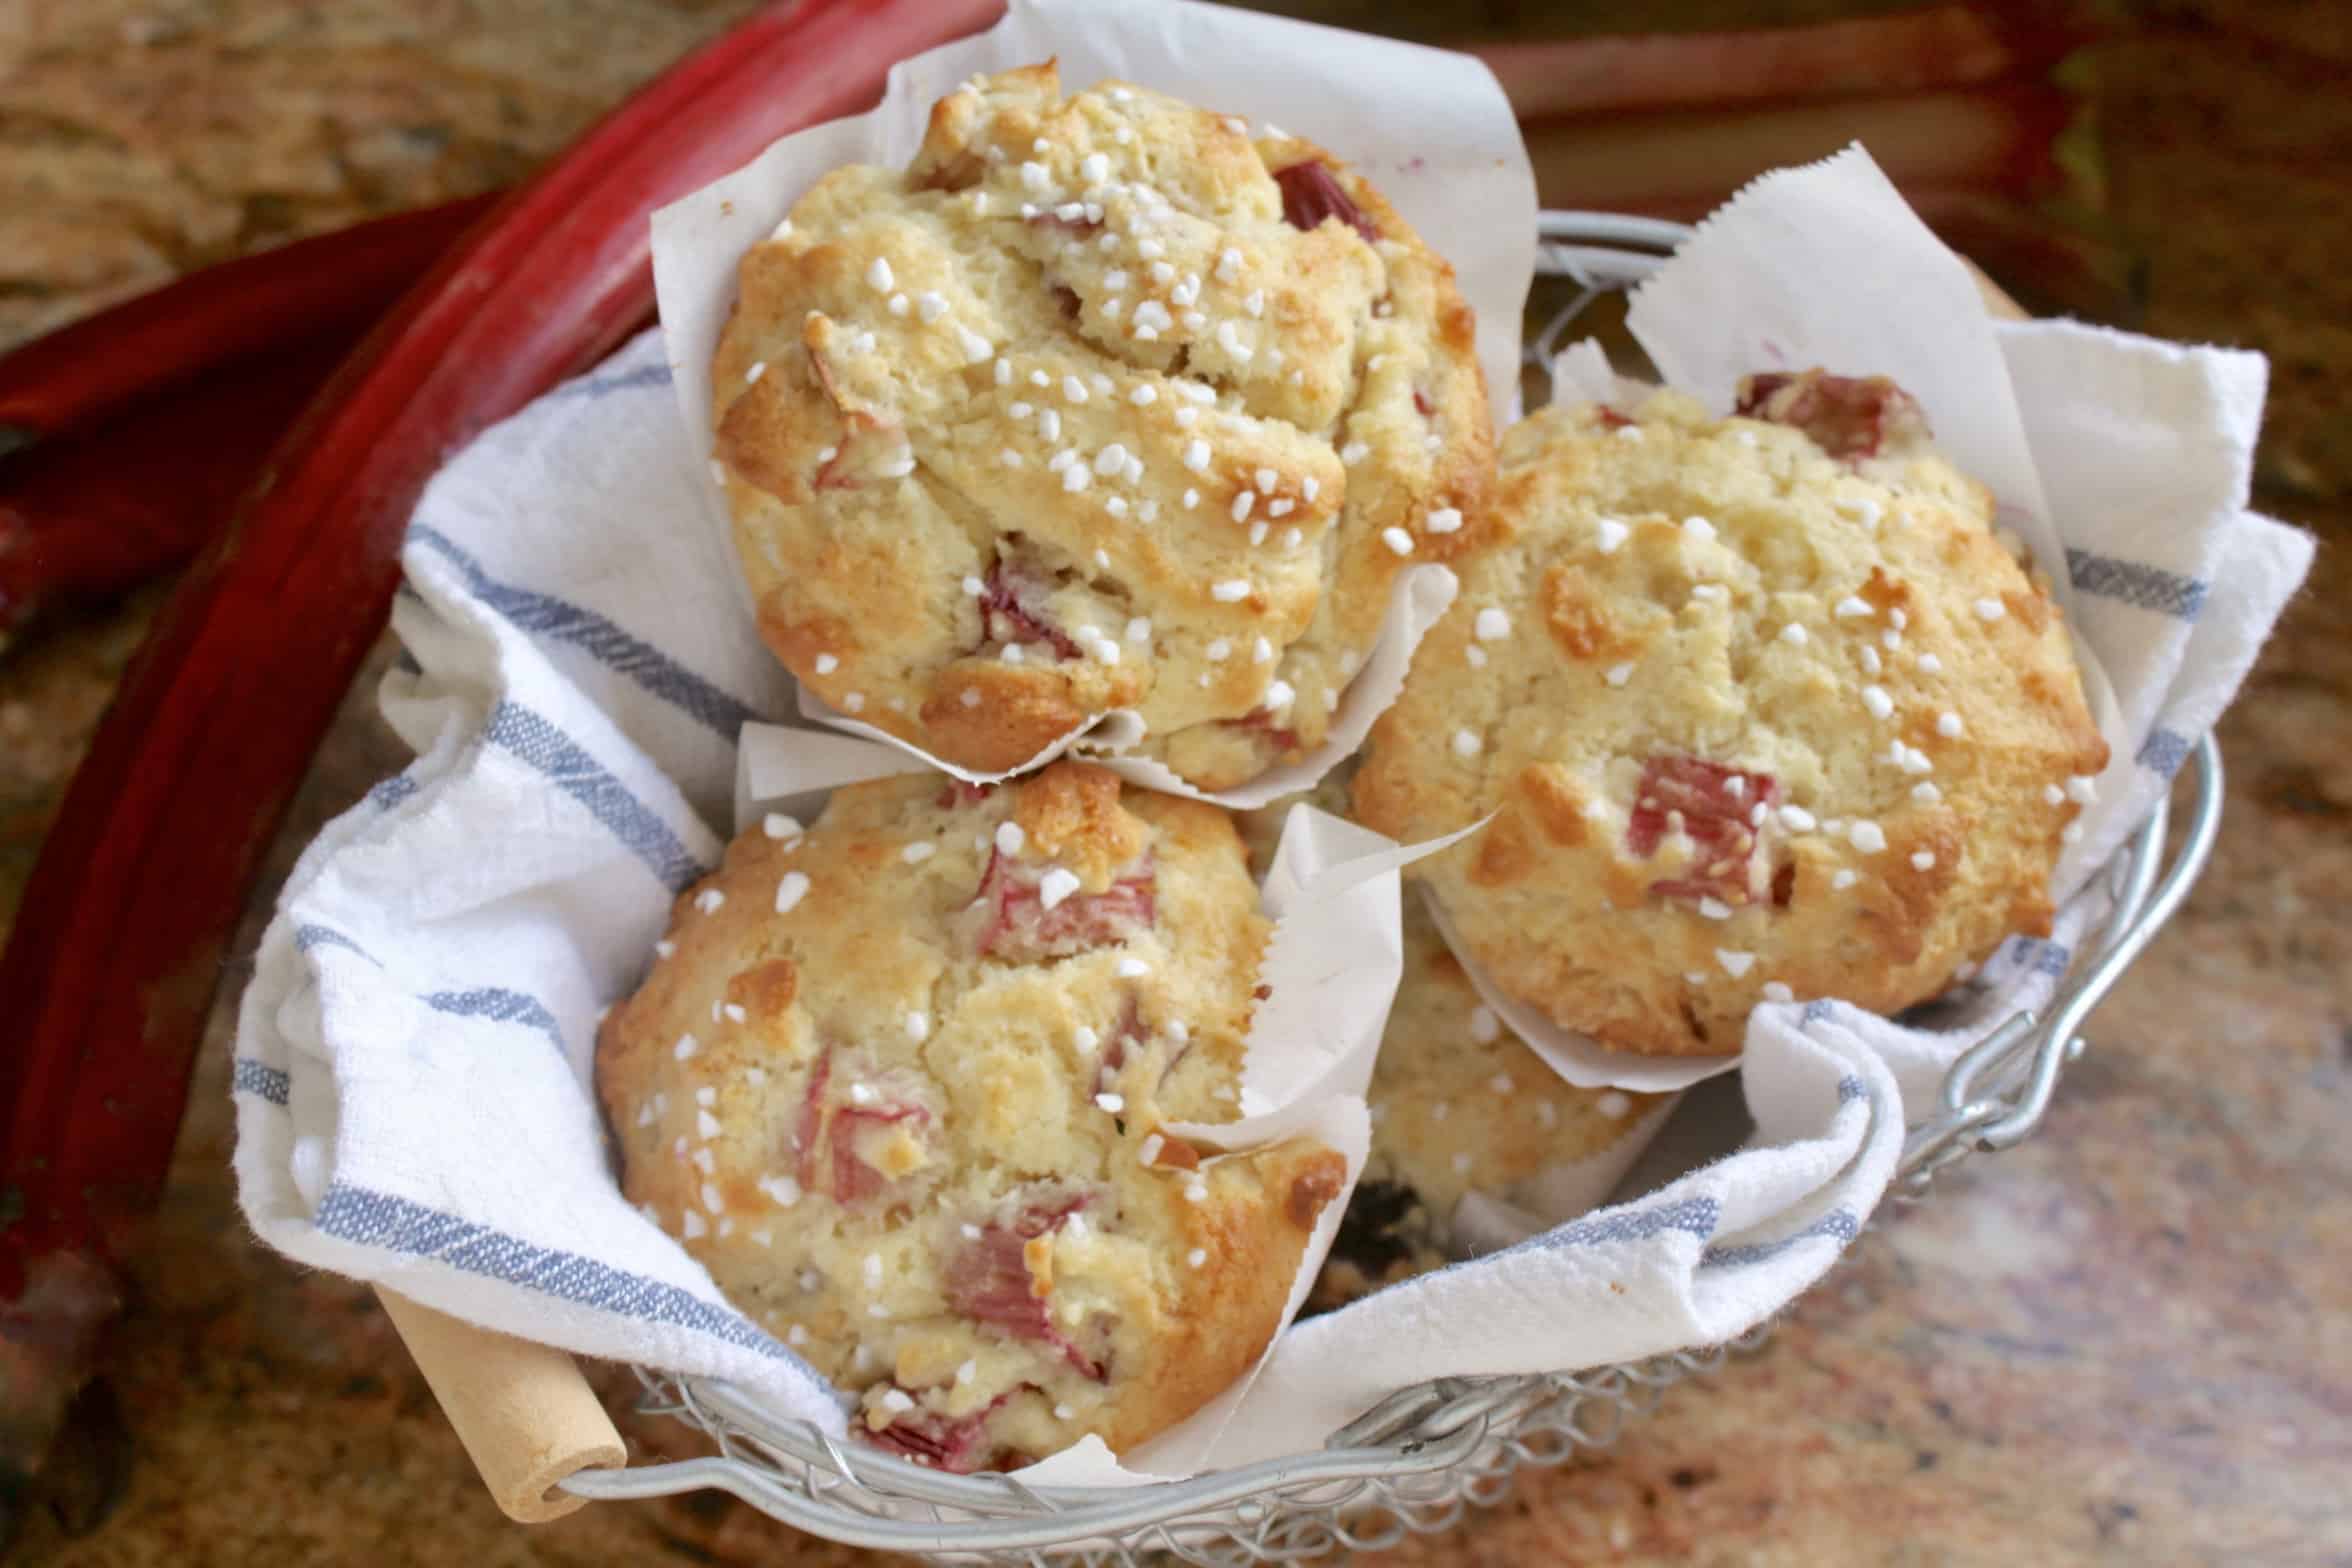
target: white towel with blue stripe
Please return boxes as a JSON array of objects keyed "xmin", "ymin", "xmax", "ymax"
[{"xmin": 232, "ymin": 158, "xmax": 2305, "ymax": 1468}]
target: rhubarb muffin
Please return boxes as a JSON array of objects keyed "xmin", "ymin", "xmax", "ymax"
[
  {"xmin": 1355, "ymin": 373, "xmax": 2109, "ymax": 1056},
  {"xmin": 596, "ymin": 762, "xmax": 1345, "ymax": 1469},
  {"xmin": 710, "ymin": 62, "xmax": 1492, "ymax": 790},
  {"xmin": 1315, "ymin": 898, "xmax": 1666, "ymax": 1305}
]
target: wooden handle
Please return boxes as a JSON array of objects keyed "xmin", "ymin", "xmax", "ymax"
[{"xmin": 377, "ymin": 1287, "xmax": 626, "ymax": 1521}]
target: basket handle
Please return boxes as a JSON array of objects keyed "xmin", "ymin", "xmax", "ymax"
[{"xmin": 376, "ymin": 1287, "xmax": 625, "ymax": 1521}]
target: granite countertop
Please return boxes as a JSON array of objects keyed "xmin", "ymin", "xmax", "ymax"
[{"xmin": 3, "ymin": 3, "xmax": 2347, "ymax": 1564}]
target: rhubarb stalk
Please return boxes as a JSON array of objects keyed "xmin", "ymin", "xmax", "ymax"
[
  {"xmin": 0, "ymin": 0, "xmax": 1004, "ymax": 1468},
  {"xmin": 0, "ymin": 195, "xmax": 497, "ymax": 454},
  {"xmin": 0, "ymin": 339, "xmax": 359, "ymax": 649}
]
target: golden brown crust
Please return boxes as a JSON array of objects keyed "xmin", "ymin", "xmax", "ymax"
[
  {"xmin": 1355, "ymin": 390, "xmax": 2109, "ymax": 1056},
  {"xmin": 711, "ymin": 65, "xmax": 1492, "ymax": 791},
  {"xmin": 595, "ymin": 763, "xmax": 1333, "ymax": 1466}
]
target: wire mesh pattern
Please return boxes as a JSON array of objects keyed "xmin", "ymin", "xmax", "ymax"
[{"xmin": 559, "ymin": 213, "xmax": 2228, "ymax": 1560}]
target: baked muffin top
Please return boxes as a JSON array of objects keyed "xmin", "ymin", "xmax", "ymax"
[
  {"xmin": 1355, "ymin": 375, "xmax": 2108, "ymax": 1056},
  {"xmin": 596, "ymin": 763, "xmax": 1343, "ymax": 1469},
  {"xmin": 711, "ymin": 63, "xmax": 1491, "ymax": 791}
]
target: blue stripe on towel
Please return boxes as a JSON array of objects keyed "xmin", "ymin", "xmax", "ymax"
[
  {"xmin": 410, "ymin": 525, "xmax": 754, "ymax": 742},
  {"xmin": 542, "ymin": 363, "xmax": 675, "ymax": 401},
  {"xmin": 422, "ymin": 987, "xmax": 568, "ymax": 1058},
  {"xmin": 369, "ymin": 773, "xmax": 421, "ymax": 810},
  {"xmin": 484, "ymin": 701, "xmax": 708, "ymax": 892},
  {"xmin": 313, "ymin": 1183, "xmax": 795, "ymax": 1362},
  {"xmin": 1524, "ymin": 1195, "xmax": 1721, "ymax": 1255},
  {"xmin": 295, "ymin": 924, "xmax": 378, "ymax": 963},
  {"xmin": 2137, "ymin": 727, "xmax": 2193, "ymax": 779},
  {"xmin": 1700, "ymin": 1207, "xmax": 1860, "ymax": 1269},
  {"xmin": 2066, "ymin": 550, "xmax": 2208, "ymax": 621},
  {"xmin": 233, "ymin": 1058, "xmax": 291, "ymax": 1106}
]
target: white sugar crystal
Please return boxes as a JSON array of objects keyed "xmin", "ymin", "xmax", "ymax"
[
  {"xmin": 773, "ymin": 871, "xmax": 810, "ymax": 913},
  {"xmin": 1038, "ymin": 867, "xmax": 1083, "ymax": 910}
]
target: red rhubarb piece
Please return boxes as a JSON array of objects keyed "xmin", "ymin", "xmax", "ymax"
[
  {"xmin": 794, "ymin": 1049, "xmax": 932, "ymax": 1205},
  {"xmin": 1273, "ymin": 161, "xmax": 1380, "ymax": 244},
  {"xmin": 945, "ymin": 1194, "xmax": 1104, "ymax": 1379},
  {"xmin": 978, "ymin": 559, "xmax": 1082, "ymax": 659},
  {"xmin": 1626, "ymin": 756, "xmax": 1782, "ymax": 906},
  {"xmin": 868, "ymin": 1391, "xmax": 1016, "ymax": 1471},
  {"xmin": 1733, "ymin": 371, "xmax": 1929, "ymax": 462},
  {"xmin": 969, "ymin": 849, "xmax": 1156, "ymax": 960}
]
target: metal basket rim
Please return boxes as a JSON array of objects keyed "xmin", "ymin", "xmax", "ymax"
[{"xmin": 559, "ymin": 211, "xmax": 2229, "ymax": 1562}]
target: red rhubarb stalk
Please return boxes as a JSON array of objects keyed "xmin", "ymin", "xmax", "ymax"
[
  {"xmin": 0, "ymin": 195, "xmax": 497, "ymax": 454},
  {"xmin": 0, "ymin": 339, "xmax": 359, "ymax": 648},
  {"xmin": 1469, "ymin": 5, "xmax": 2093, "ymax": 123},
  {"xmin": 0, "ymin": 0, "xmax": 1004, "ymax": 1309},
  {"xmin": 1517, "ymin": 84, "xmax": 2077, "ymax": 214}
]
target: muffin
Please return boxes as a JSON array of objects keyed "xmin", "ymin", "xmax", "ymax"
[
  {"xmin": 1315, "ymin": 899, "xmax": 1666, "ymax": 1306},
  {"xmin": 1354, "ymin": 374, "xmax": 2109, "ymax": 1056},
  {"xmin": 710, "ymin": 62, "xmax": 1492, "ymax": 791},
  {"xmin": 596, "ymin": 763, "xmax": 1346, "ymax": 1469}
]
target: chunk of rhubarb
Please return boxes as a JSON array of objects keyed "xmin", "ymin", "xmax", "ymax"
[
  {"xmin": 1733, "ymin": 371, "xmax": 1929, "ymax": 462},
  {"xmin": 794, "ymin": 1049, "xmax": 931, "ymax": 1205},
  {"xmin": 945, "ymin": 1194, "xmax": 1103, "ymax": 1379},
  {"xmin": 978, "ymin": 560, "xmax": 1082, "ymax": 659},
  {"xmin": 1273, "ymin": 161, "xmax": 1380, "ymax": 244},
  {"xmin": 868, "ymin": 1391, "xmax": 1015, "ymax": 1471},
  {"xmin": 970, "ymin": 849, "xmax": 1156, "ymax": 960},
  {"xmin": 1626, "ymin": 756, "xmax": 1782, "ymax": 906}
]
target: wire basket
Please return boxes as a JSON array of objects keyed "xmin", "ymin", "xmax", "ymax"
[{"xmin": 557, "ymin": 212, "xmax": 2228, "ymax": 1563}]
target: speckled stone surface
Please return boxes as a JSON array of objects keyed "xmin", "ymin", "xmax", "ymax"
[{"xmin": 3, "ymin": 3, "xmax": 2348, "ymax": 1564}]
